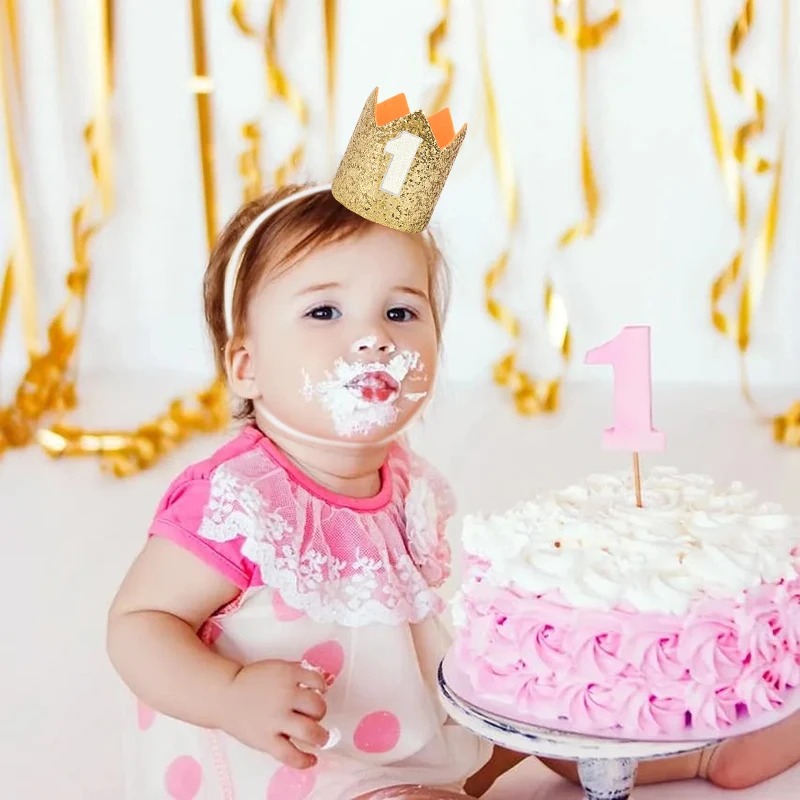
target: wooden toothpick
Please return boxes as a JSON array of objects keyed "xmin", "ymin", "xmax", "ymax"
[{"xmin": 633, "ymin": 451, "xmax": 643, "ymax": 508}]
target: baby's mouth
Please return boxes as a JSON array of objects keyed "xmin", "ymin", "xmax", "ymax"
[{"xmin": 346, "ymin": 371, "xmax": 400, "ymax": 403}]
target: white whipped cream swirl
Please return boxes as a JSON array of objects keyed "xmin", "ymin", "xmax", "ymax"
[{"xmin": 461, "ymin": 468, "xmax": 800, "ymax": 615}]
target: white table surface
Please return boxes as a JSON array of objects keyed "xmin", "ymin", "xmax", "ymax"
[{"xmin": 2, "ymin": 373, "xmax": 800, "ymax": 799}]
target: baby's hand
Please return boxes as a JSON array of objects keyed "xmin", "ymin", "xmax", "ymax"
[{"xmin": 218, "ymin": 659, "xmax": 330, "ymax": 768}]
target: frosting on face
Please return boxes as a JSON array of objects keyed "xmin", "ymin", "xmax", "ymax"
[
  {"xmin": 461, "ymin": 467, "xmax": 799, "ymax": 615},
  {"xmin": 302, "ymin": 350, "xmax": 423, "ymax": 437}
]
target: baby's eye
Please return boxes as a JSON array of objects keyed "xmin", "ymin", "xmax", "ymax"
[
  {"xmin": 386, "ymin": 307, "xmax": 418, "ymax": 322},
  {"xmin": 306, "ymin": 305, "xmax": 341, "ymax": 321}
]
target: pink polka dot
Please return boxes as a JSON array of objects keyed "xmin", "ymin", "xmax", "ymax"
[
  {"xmin": 272, "ymin": 590, "xmax": 305, "ymax": 622},
  {"xmin": 301, "ymin": 640, "xmax": 345, "ymax": 684},
  {"xmin": 136, "ymin": 698, "xmax": 155, "ymax": 731},
  {"xmin": 266, "ymin": 765, "xmax": 316, "ymax": 800},
  {"xmin": 353, "ymin": 711, "xmax": 401, "ymax": 753},
  {"xmin": 164, "ymin": 755, "xmax": 202, "ymax": 800}
]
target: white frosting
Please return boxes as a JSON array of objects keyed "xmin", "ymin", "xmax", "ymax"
[
  {"xmin": 461, "ymin": 467, "xmax": 800, "ymax": 615},
  {"xmin": 301, "ymin": 351, "xmax": 421, "ymax": 437}
]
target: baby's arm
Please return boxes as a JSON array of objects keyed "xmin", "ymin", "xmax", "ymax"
[
  {"xmin": 107, "ymin": 536, "xmax": 242, "ymax": 729},
  {"xmin": 107, "ymin": 537, "xmax": 330, "ymax": 767}
]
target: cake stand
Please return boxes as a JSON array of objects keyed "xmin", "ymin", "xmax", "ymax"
[{"xmin": 438, "ymin": 652, "xmax": 800, "ymax": 800}]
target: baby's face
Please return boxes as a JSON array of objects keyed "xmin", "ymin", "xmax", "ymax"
[{"xmin": 240, "ymin": 225, "xmax": 439, "ymax": 443}]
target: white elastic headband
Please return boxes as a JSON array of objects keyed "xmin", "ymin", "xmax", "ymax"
[{"xmin": 223, "ymin": 183, "xmax": 333, "ymax": 338}]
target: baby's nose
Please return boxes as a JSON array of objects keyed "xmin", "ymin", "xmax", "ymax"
[{"xmin": 351, "ymin": 335, "xmax": 396, "ymax": 355}]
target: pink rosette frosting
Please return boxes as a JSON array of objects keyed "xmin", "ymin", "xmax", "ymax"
[
  {"xmin": 676, "ymin": 610, "xmax": 745, "ymax": 685},
  {"xmin": 453, "ymin": 575, "xmax": 800, "ymax": 736},
  {"xmin": 617, "ymin": 620, "xmax": 687, "ymax": 681},
  {"xmin": 623, "ymin": 689, "xmax": 688, "ymax": 736}
]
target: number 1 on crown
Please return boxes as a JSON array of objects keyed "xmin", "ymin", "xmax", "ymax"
[{"xmin": 380, "ymin": 132, "xmax": 423, "ymax": 196}]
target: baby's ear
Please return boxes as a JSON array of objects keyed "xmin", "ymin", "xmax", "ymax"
[{"xmin": 226, "ymin": 337, "xmax": 260, "ymax": 400}]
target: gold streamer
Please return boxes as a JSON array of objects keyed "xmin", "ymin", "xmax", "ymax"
[
  {"xmin": 695, "ymin": 0, "xmax": 794, "ymax": 444},
  {"xmin": 229, "ymin": 0, "xmax": 266, "ymax": 200},
  {"xmin": 552, "ymin": 0, "xmax": 619, "ymax": 244},
  {"xmin": 699, "ymin": 0, "xmax": 777, "ymax": 353},
  {"xmin": 774, "ymin": 402, "xmax": 800, "ymax": 448},
  {"xmin": 482, "ymin": 0, "xmax": 618, "ymax": 415},
  {"xmin": 324, "ymin": 0, "xmax": 336, "ymax": 170},
  {"xmin": 480, "ymin": 5, "xmax": 547, "ymax": 415},
  {"xmin": 4, "ymin": 0, "xmax": 19, "ymax": 91},
  {"xmin": 0, "ymin": 0, "xmax": 40, "ymax": 356},
  {"xmin": 426, "ymin": 0, "xmax": 453, "ymax": 114},
  {"xmin": 39, "ymin": 0, "xmax": 229, "ymax": 475},
  {"xmin": 478, "ymin": 15, "xmax": 527, "ymax": 409},
  {"xmin": 238, "ymin": 120, "xmax": 264, "ymax": 201},
  {"xmin": 552, "ymin": 0, "xmax": 620, "ymax": 49},
  {"xmin": 41, "ymin": 380, "xmax": 229, "ymax": 478},
  {"xmin": 1, "ymin": 0, "xmax": 114, "ymax": 458},
  {"xmin": 0, "ymin": 261, "xmax": 12, "ymax": 350},
  {"xmin": 190, "ymin": 0, "xmax": 217, "ymax": 250},
  {"xmin": 90, "ymin": 0, "xmax": 114, "ymax": 214},
  {"xmin": 729, "ymin": 5, "xmax": 770, "ymax": 176},
  {"xmin": 231, "ymin": 0, "xmax": 308, "ymax": 188}
]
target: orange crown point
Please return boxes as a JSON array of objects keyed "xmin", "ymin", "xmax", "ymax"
[
  {"xmin": 426, "ymin": 108, "xmax": 456, "ymax": 149},
  {"xmin": 374, "ymin": 93, "xmax": 457, "ymax": 149},
  {"xmin": 332, "ymin": 87, "xmax": 467, "ymax": 232},
  {"xmin": 375, "ymin": 93, "xmax": 410, "ymax": 125}
]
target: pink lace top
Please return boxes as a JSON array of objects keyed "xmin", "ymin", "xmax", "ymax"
[{"xmin": 148, "ymin": 425, "xmax": 455, "ymax": 627}]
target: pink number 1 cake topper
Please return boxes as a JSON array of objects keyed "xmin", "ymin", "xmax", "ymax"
[{"xmin": 585, "ymin": 325, "xmax": 665, "ymax": 507}]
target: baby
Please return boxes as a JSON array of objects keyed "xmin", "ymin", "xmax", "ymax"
[
  {"xmin": 106, "ymin": 184, "xmax": 520, "ymax": 799},
  {"xmin": 106, "ymin": 180, "xmax": 800, "ymax": 798}
]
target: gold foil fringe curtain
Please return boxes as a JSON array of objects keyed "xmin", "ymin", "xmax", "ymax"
[
  {"xmin": 482, "ymin": 0, "xmax": 619, "ymax": 416},
  {"xmin": 2, "ymin": 3, "xmax": 798, "ymax": 473},
  {"xmin": 1, "ymin": 0, "xmax": 114, "ymax": 457},
  {"xmin": 39, "ymin": 0, "xmax": 336, "ymax": 476},
  {"xmin": 695, "ymin": 0, "xmax": 798, "ymax": 447},
  {"xmin": 2, "ymin": 0, "xmax": 333, "ymax": 477},
  {"xmin": 38, "ymin": 0, "xmax": 230, "ymax": 476}
]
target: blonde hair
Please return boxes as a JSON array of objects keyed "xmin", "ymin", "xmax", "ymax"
[{"xmin": 203, "ymin": 184, "xmax": 451, "ymax": 419}]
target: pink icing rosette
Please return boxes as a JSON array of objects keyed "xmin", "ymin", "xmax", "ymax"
[
  {"xmin": 683, "ymin": 683, "xmax": 741, "ymax": 730},
  {"xmin": 676, "ymin": 610, "xmax": 746, "ymax": 686},
  {"xmin": 619, "ymin": 687, "xmax": 688, "ymax": 736},
  {"xmin": 617, "ymin": 619, "xmax": 687, "ymax": 681},
  {"xmin": 570, "ymin": 630, "xmax": 627, "ymax": 681}
]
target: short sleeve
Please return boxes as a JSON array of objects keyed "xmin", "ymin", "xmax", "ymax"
[
  {"xmin": 148, "ymin": 477, "xmax": 256, "ymax": 590},
  {"xmin": 404, "ymin": 451, "xmax": 455, "ymax": 588}
]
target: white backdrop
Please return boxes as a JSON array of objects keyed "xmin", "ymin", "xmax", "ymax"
[
  {"xmin": 1, "ymin": 0, "xmax": 799, "ymax": 400},
  {"xmin": 2, "ymin": 7, "xmax": 800, "ymax": 798}
]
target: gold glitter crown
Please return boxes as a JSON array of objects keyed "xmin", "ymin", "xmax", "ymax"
[{"xmin": 332, "ymin": 88, "xmax": 467, "ymax": 233}]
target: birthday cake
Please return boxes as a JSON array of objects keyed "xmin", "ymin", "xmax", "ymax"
[{"xmin": 451, "ymin": 468, "xmax": 800, "ymax": 737}]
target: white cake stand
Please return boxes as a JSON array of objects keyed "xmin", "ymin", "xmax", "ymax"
[{"xmin": 438, "ymin": 653, "xmax": 800, "ymax": 800}]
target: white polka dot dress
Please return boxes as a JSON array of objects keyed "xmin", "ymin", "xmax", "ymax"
[{"xmin": 123, "ymin": 427, "xmax": 491, "ymax": 799}]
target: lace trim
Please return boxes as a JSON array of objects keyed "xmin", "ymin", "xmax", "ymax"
[
  {"xmin": 197, "ymin": 455, "xmax": 449, "ymax": 627},
  {"xmin": 240, "ymin": 536, "xmax": 444, "ymax": 626},
  {"xmin": 404, "ymin": 474, "xmax": 452, "ymax": 588}
]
